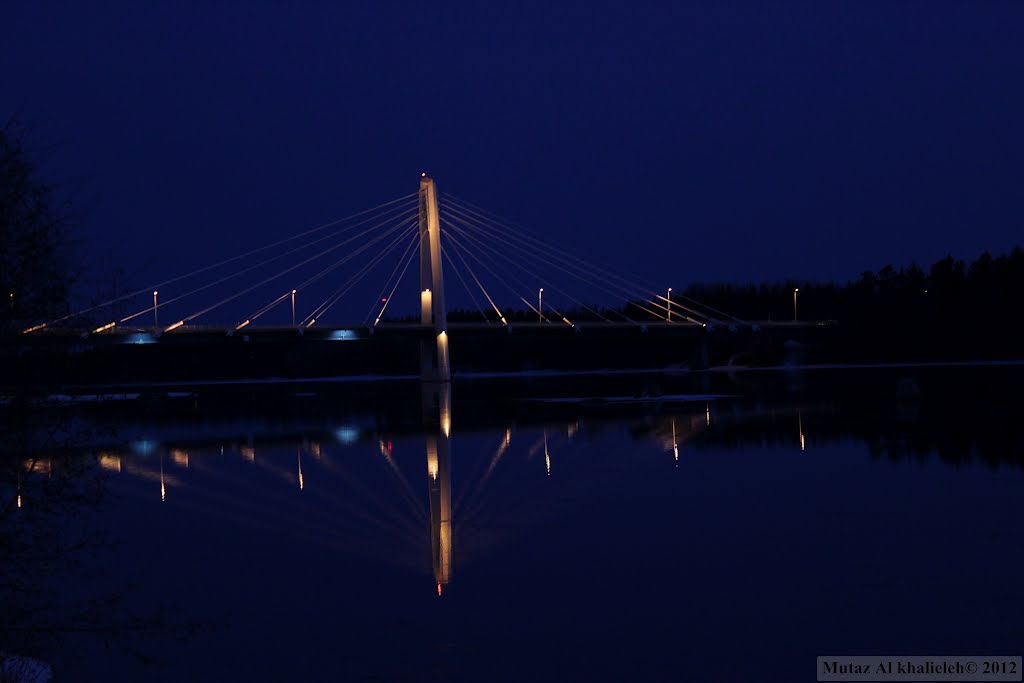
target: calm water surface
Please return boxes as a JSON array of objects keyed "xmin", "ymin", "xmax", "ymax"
[{"xmin": 4, "ymin": 366, "xmax": 1023, "ymax": 681}]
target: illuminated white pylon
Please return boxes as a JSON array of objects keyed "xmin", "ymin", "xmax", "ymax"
[{"xmin": 419, "ymin": 175, "xmax": 450, "ymax": 382}]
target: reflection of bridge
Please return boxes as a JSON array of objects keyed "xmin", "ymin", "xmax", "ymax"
[
  {"xmin": 14, "ymin": 176, "xmax": 820, "ymax": 382},
  {"xmin": 17, "ymin": 379, "xmax": 755, "ymax": 594}
]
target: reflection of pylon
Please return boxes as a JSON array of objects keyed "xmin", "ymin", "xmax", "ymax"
[
  {"xmin": 672, "ymin": 418, "xmax": 679, "ymax": 464},
  {"xmin": 425, "ymin": 382, "xmax": 453, "ymax": 594}
]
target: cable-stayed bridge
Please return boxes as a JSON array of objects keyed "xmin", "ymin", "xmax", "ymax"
[
  {"xmin": 7, "ymin": 176, "xmax": 823, "ymax": 594},
  {"xmin": 11, "ymin": 176, "xmax": 817, "ymax": 385}
]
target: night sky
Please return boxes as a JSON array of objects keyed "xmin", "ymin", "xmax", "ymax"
[{"xmin": 5, "ymin": 1, "xmax": 1023, "ymax": 321}]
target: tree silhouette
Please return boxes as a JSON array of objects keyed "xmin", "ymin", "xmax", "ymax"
[{"xmin": 0, "ymin": 119, "xmax": 74, "ymax": 333}]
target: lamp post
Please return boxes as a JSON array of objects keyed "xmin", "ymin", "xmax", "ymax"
[
  {"xmin": 291, "ymin": 290, "xmax": 297, "ymax": 327},
  {"xmin": 793, "ymin": 288, "xmax": 799, "ymax": 322},
  {"xmin": 667, "ymin": 287, "xmax": 672, "ymax": 321},
  {"xmin": 538, "ymin": 288, "xmax": 544, "ymax": 323},
  {"xmin": 153, "ymin": 291, "xmax": 159, "ymax": 327}
]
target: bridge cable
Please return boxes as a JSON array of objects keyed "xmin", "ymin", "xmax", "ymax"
[
  {"xmin": 443, "ymin": 213, "xmax": 626, "ymax": 325},
  {"xmin": 301, "ymin": 223, "xmax": 420, "ymax": 328},
  {"xmin": 444, "ymin": 193, "xmax": 681, "ymax": 304},
  {"xmin": 366, "ymin": 230, "xmax": 421, "ymax": 326},
  {"xmin": 443, "ymin": 224, "xmax": 576, "ymax": 328},
  {"xmin": 116, "ymin": 203, "xmax": 419, "ymax": 327},
  {"xmin": 444, "ymin": 194, "xmax": 667, "ymax": 297},
  {"xmin": 443, "ymin": 207, "xmax": 669, "ymax": 323},
  {"xmin": 441, "ymin": 234, "xmax": 508, "ymax": 325},
  {"xmin": 302, "ymin": 222, "xmax": 419, "ymax": 327},
  {"xmin": 440, "ymin": 246, "xmax": 492, "ymax": 324},
  {"xmin": 443, "ymin": 227, "xmax": 567, "ymax": 325},
  {"xmin": 237, "ymin": 290, "xmax": 294, "ymax": 329},
  {"xmin": 442, "ymin": 228, "xmax": 541, "ymax": 320},
  {"xmin": 443, "ymin": 197, "xmax": 728, "ymax": 324},
  {"xmin": 446, "ymin": 206, "xmax": 717, "ymax": 326},
  {"xmin": 445, "ymin": 212, "xmax": 678, "ymax": 326},
  {"xmin": 24, "ymin": 193, "xmax": 419, "ymax": 332},
  {"xmin": 450, "ymin": 198, "xmax": 740, "ymax": 325},
  {"xmin": 288, "ymin": 215, "xmax": 419, "ymax": 295},
  {"xmin": 443, "ymin": 202, "xmax": 706, "ymax": 324},
  {"xmin": 115, "ymin": 205, "xmax": 418, "ymax": 329},
  {"xmin": 167, "ymin": 215, "xmax": 417, "ymax": 330},
  {"xmin": 240, "ymin": 220, "xmax": 419, "ymax": 329},
  {"xmin": 444, "ymin": 217, "xmax": 626, "ymax": 326}
]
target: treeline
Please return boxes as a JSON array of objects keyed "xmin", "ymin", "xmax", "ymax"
[
  {"xmin": 676, "ymin": 248, "xmax": 1024, "ymax": 327},
  {"xmin": 439, "ymin": 248, "xmax": 1024, "ymax": 361},
  {"xmin": 444, "ymin": 248, "xmax": 1024, "ymax": 327},
  {"xmin": 679, "ymin": 248, "xmax": 1024, "ymax": 327},
  {"xmin": 677, "ymin": 247, "xmax": 1024, "ymax": 361}
]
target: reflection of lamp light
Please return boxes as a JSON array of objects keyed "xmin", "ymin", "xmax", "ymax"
[
  {"xmin": 427, "ymin": 441, "xmax": 439, "ymax": 481},
  {"xmin": 544, "ymin": 430, "xmax": 551, "ymax": 476},
  {"xmin": 131, "ymin": 439, "xmax": 159, "ymax": 457},
  {"xmin": 99, "ymin": 454, "xmax": 122, "ymax": 472},
  {"xmin": 334, "ymin": 427, "xmax": 359, "ymax": 444},
  {"xmin": 672, "ymin": 418, "xmax": 679, "ymax": 463}
]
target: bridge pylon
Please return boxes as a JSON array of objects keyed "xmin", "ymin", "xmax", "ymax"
[{"xmin": 418, "ymin": 175, "xmax": 450, "ymax": 381}]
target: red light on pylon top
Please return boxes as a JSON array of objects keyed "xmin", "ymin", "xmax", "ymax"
[{"xmin": 381, "ymin": 297, "xmax": 387, "ymax": 303}]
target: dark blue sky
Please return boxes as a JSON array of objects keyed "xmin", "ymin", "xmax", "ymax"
[{"xmin": 5, "ymin": 1, "xmax": 1023, "ymax": 321}]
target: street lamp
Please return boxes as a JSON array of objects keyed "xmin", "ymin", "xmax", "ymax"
[
  {"xmin": 538, "ymin": 288, "xmax": 544, "ymax": 322},
  {"xmin": 153, "ymin": 291, "xmax": 159, "ymax": 327},
  {"xmin": 667, "ymin": 287, "xmax": 672, "ymax": 321},
  {"xmin": 793, "ymin": 288, "xmax": 799, "ymax": 322},
  {"xmin": 291, "ymin": 289, "xmax": 297, "ymax": 327}
]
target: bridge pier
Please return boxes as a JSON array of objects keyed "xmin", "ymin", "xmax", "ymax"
[{"xmin": 690, "ymin": 332, "xmax": 710, "ymax": 371}]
